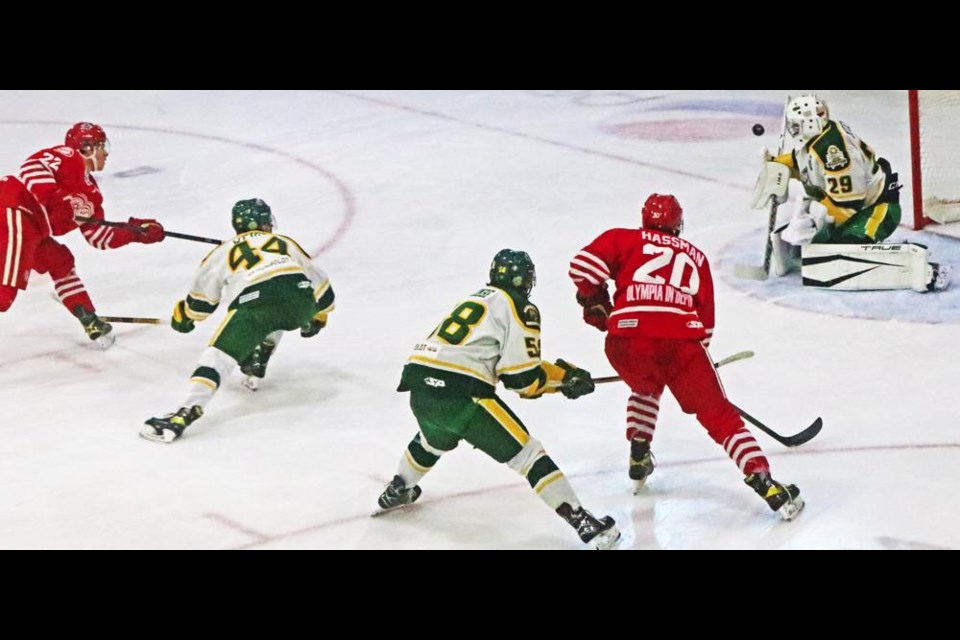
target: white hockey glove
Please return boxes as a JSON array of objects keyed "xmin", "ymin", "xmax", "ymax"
[
  {"xmin": 780, "ymin": 214, "xmax": 817, "ymax": 245},
  {"xmin": 808, "ymin": 200, "xmax": 834, "ymax": 231},
  {"xmin": 750, "ymin": 161, "xmax": 791, "ymax": 209}
]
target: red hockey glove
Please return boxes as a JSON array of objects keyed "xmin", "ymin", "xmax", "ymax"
[
  {"xmin": 128, "ymin": 217, "xmax": 165, "ymax": 244},
  {"xmin": 576, "ymin": 290, "xmax": 612, "ymax": 332}
]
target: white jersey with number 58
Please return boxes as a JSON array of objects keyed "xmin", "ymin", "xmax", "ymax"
[{"xmin": 407, "ymin": 286, "xmax": 542, "ymax": 388}]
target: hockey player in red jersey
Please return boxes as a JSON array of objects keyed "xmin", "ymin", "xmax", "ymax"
[
  {"xmin": 6, "ymin": 122, "xmax": 166, "ymax": 345},
  {"xmin": 0, "ymin": 177, "xmax": 48, "ymax": 312},
  {"xmin": 569, "ymin": 193, "xmax": 804, "ymax": 520}
]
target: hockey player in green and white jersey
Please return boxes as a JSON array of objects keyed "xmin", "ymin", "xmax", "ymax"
[
  {"xmin": 141, "ymin": 199, "xmax": 334, "ymax": 443},
  {"xmin": 375, "ymin": 249, "xmax": 621, "ymax": 550}
]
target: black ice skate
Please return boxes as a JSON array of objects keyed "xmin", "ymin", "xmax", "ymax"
[
  {"xmin": 375, "ymin": 475, "xmax": 422, "ymax": 514},
  {"xmin": 141, "ymin": 405, "xmax": 204, "ymax": 444},
  {"xmin": 240, "ymin": 341, "xmax": 278, "ymax": 391},
  {"xmin": 629, "ymin": 437, "xmax": 656, "ymax": 493},
  {"xmin": 74, "ymin": 306, "xmax": 114, "ymax": 349},
  {"xmin": 927, "ymin": 262, "xmax": 951, "ymax": 292},
  {"xmin": 556, "ymin": 503, "xmax": 621, "ymax": 550},
  {"xmin": 744, "ymin": 471, "xmax": 804, "ymax": 521}
]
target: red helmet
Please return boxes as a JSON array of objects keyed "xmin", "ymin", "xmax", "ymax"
[
  {"xmin": 641, "ymin": 193, "xmax": 683, "ymax": 235},
  {"xmin": 65, "ymin": 122, "xmax": 108, "ymax": 150}
]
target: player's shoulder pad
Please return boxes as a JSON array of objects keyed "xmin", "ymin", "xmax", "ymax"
[
  {"xmin": 199, "ymin": 242, "xmax": 225, "ymax": 266},
  {"xmin": 521, "ymin": 301, "xmax": 541, "ymax": 329},
  {"xmin": 276, "ymin": 233, "xmax": 310, "ymax": 257}
]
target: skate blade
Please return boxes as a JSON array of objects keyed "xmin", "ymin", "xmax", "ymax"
[
  {"xmin": 631, "ymin": 478, "xmax": 649, "ymax": 495},
  {"xmin": 94, "ymin": 333, "xmax": 116, "ymax": 350},
  {"xmin": 241, "ymin": 376, "xmax": 259, "ymax": 391},
  {"xmin": 592, "ymin": 526, "xmax": 622, "ymax": 550},
  {"xmin": 370, "ymin": 503, "xmax": 417, "ymax": 518},
  {"xmin": 778, "ymin": 496, "xmax": 805, "ymax": 521},
  {"xmin": 139, "ymin": 422, "xmax": 178, "ymax": 444}
]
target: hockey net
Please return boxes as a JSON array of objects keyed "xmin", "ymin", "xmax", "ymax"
[{"xmin": 910, "ymin": 90, "xmax": 960, "ymax": 229}]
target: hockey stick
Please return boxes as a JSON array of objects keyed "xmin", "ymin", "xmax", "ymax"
[
  {"xmin": 76, "ymin": 217, "xmax": 223, "ymax": 245},
  {"xmin": 591, "ymin": 350, "xmax": 755, "ymax": 384},
  {"xmin": 733, "ymin": 96, "xmax": 791, "ymax": 281},
  {"xmin": 731, "ymin": 404, "xmax": 823, "ymax": 447},
  {"xmin": 100, "ymin": 316, "xmax": 164, "ymax": 325},
  {"xmin": 585, "ymin": 349, "xmax": 821, "ymax": 447}
]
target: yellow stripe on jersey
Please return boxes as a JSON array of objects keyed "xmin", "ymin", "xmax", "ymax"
[
  {"xmin": 278, "ymin": 234, "xmax": 312, "ymax": 259},
  {"xmin": 533, "ymin": 470, "xmax": 565, "ymax": 495},
  {"xmin": 315, "ymin": 279, "xmax": 331, "ymax": 299},
  {"xmin": 865, "ymin": 203, "xmax": 888, "ymax": 239},
  {"xmin": 492, "ymin": 287, "xmax": 538, "ymax": 331},
  {"xmin": 821, "ymin": 198, "xmax": 855, "ymax": 224},
  {"xmin": 497, "ymin": 360, "xmax": 540, "ymax": 374},
  {"xmin": 403, "ymin": 449, "xmax": 432, "ymax": 474},
  {"xmin": 189, "ymin": 376, "xmax": 217, "ymax": 391},
  {"xmin": 183, "ymin": 305, "xmax": 208, "ymax": 321},
  {"xmin": 408, "ymin": 356, "xmax": 494, "ymax": 384},
  {"xmin": 208, "ymin": 309, "xmax": 237, "ymax": 346},
  {"xmin": 199, "ymin": 243, "xmax": 223, "ymax": 267},
  {"xmin": 247, "ymin": 265, "xmax": 305, "ymax": 286},
  {"xmin": 476, "ymin": 398, "xmax": 530, "ymax": 446},
  {"xmin": 187, "ymin": 290, "xmax": 218, "ymax": 303}
]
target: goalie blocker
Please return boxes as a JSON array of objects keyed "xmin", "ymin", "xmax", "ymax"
[{"xmin": 800, "ymin": 243, "xmax": 949, "ymax": 292}]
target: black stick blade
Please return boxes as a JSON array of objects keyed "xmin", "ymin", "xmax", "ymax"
[{"xmin": 780, "ymin": 417, "xmax": 823, "ymax": 447}]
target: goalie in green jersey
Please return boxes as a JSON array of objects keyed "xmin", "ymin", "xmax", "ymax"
[{"xmin": 375, "ymin": 249, "xmax": 621, "ymax": 550}]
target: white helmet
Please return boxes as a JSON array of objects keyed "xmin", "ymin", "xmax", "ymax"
[{"xmin": 785, "ymin": 95, "xmax": 829, "ymax": 142}]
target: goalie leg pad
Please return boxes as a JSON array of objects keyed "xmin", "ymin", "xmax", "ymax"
[
  {"xmin": 769, "ymin": 226, "xmax": 798, "ymax": 277},
  {"xmin": 801, "ymin": 243, "xmax": 940, "ymax": 292}
]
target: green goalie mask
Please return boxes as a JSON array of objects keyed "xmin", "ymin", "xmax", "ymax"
[
  {"xmin": 488, "ymin": 248, "xmax": 536, "ymax": 297},
  {"xmin": 232, "ymin": 198, "xmax": 275, "ymax": 233}
]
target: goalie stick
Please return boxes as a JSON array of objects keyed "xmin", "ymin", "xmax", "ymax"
[{"xmin": 734, "ymin": 96, "xmax": 791, "ymax": 281}]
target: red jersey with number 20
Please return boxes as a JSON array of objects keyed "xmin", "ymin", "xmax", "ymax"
[{"xmin": 570, "ymin": 227, "xmax": 714, "ymax": 342}]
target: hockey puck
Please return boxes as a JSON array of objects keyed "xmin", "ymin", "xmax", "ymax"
[{"xmin": 752, "ymin": 123, "xmax": 765, "ymax": 136}]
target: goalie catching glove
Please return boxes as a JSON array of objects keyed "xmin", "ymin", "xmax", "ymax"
[{"xmin": 750, "ymin": 148, "xmax": 791, "ymax": 209}]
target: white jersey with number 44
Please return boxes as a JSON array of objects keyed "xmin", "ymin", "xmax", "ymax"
[{"xmin": 189, "ymin": 231, "xmax": 331, "ymax": 308}]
